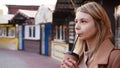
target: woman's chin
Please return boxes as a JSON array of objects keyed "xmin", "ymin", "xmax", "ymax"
[{"xmin": 78, "ymin": 37, "xmax": 85, "ymax": 40}]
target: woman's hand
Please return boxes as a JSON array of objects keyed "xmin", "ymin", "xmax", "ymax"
[{"xmin": 61, "ymin": 58, "xmax": 79, "ymax": 68}]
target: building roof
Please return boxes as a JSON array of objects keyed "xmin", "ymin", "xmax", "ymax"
[
  {"xmin": 10, "ymin": 9, "xmax": 37, "ymax": 25},
  {"xmin": 54, "ymin": 0, "xmax": 84, "ymax": 12},
  {"xmin": 6, "ymin": 5, "xmax": 39, "ymax": 14},
  {"xmin": 17, "ymin": 9, "xmax": 37, "ymax": 18},
  {"xmin": 11, "ymin": 9, "xmax": 37, "ymax": 21}
]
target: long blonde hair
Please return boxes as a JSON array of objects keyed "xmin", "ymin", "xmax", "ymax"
[{"xmin": 73, "ymin": 1, "xmax": 113, "ymax": 65}]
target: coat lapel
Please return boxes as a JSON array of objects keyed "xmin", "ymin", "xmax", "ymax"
[{"xmin": 89, "ymin": 39, "xmax": 115, "ymax": 68}]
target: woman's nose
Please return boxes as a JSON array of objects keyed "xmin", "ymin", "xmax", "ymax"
[
  {"xmin": 75, "ymin": 24, "xmax": 80, "ymax": 30},
  {"xmin": 75, "ymin": 27, "xmax": 80, "ymax": 30}
]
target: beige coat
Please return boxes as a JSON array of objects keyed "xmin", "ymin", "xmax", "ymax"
[{"xmin": 79, "ymin": 39, "xmax": 120, "ymax": 68}]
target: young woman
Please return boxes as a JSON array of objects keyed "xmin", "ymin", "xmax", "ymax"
[{"xmin": 61, "ymin": 2, "xmax": 120, "ymax": 68}]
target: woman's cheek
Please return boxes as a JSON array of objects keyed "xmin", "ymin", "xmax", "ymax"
[{"xmin": 75, "ymin": 29, "xmax": 80, "ymax": 34}]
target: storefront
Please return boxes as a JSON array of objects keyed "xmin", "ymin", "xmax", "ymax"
[
  {"xmin": 0, "ymin": 24, "xmax": 18, "ymax": 50},
  {"xmin": 10, "ymin": 9, "xmax": 41, "ymax": 53},
  {"xmin": 51, "ymin": 0, "xmax": 80, "ymax": 61}
]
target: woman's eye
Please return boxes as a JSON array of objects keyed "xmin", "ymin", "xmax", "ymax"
[
  {"xmin": 74, "ymin": 20, "xmax": 87, "ymax": 24},
  {"xmin": 81, "ymin": 21, "xmax": 87, "ymax": 23},
  {"xmin": 75, "ymin": 20, "xmax": 78, "ymax": 23}
]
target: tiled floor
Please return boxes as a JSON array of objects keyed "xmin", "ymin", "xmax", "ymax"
[{"xmin": 0, "ymin": 49, "xmax": 61, "ymax": 68}]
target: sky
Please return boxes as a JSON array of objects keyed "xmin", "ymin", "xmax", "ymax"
[
  {"xmin": 0, "ymin": 0, "xmax": 57, "ymax": 6},
  {"xmin": 0, "ymin": 0, "xmax": 57, "ymax": 15}
]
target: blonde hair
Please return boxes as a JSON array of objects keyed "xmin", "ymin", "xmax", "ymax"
[{"xmin": 73, "ymin": 1, "xmax": 113, "ymax": 65}]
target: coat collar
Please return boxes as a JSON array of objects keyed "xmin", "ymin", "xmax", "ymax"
[{"xmin": 89, "ymin": 39, "xmax": 115, "ymax": 68}]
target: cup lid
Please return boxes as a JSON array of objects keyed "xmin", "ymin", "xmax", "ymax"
[{"xmin": 65, "ymin": 51, "xmax": 79, "ymax": 60}]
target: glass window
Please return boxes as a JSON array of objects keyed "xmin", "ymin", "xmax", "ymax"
[
  {"xmin": 0, "ymin": 26, "xmax": 16, "ymax": 38},
  {"xmin": 24, "ymin": 25, "xmax": 40, "ymax": 40}
]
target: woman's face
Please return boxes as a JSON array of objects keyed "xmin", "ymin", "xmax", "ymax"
[{"xmin": 75, "ymin": 12, "xmax": 97, "ymax": 40}]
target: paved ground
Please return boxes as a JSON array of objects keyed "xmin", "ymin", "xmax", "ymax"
[{"xmin": 0, "ymin": 49, "xmax": 61, "ymax": 68}]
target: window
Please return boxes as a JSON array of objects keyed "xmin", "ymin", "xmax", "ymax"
[
  {"xmin": 25, "ymin": 25, "xmax": 40, "ymax": 40},
  {"xmin": 0, "ymin": 26, "xmax": 16, "ymax": 38},
  {"xmin": 53, "ymin": 24, "xmax": 68, "ymax": 42}
]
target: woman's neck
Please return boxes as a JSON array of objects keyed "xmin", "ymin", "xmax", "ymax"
[{"xmin": 85, "ymin": 36, "xmax": 97, "ymax": 51}]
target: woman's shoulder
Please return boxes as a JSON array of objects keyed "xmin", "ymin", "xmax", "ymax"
[
  {"xmin": 110, "ymin": 49, "xmax": 120, "ymax": 56},
  {"xmin": 108, "ymin": 49, "xmax": 120, "ymax": 68},
  {"xmin": 110, "ymin": 49, "xmax": 120, "ymax": 59}
]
